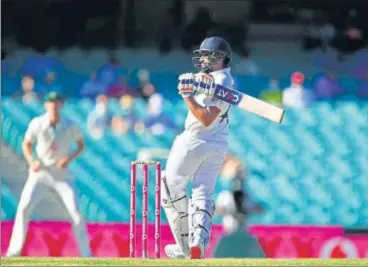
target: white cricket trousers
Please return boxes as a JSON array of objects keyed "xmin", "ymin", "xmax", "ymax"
[
  {"xmin": 6, "ymin": 167, "xmax": 91, "ymax": 257},
  {"xmin": 165, "ymin": 131, "xmax": 228, "ymax": 201},
  {"xmin": 164, "ymin": 131, "xmax": 228, "ymax": 247}
]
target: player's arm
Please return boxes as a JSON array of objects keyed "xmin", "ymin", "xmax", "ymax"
[
  {"xmin": 183, "ymin": 97, "xmax": 221, "ymax": 127},
  {"xmin": 178, "ymin": 73, "xmax": 222, "ymax": 127},
  {"xmin": 22, "ymin": 119, "xmax": 41, "ymax": 172},
  {"xmin": 22, "ymin": 139, "xmax": 38, "ymax": 168},
  {"xmin": 67, "ymin": 138, "xmax": 85, "ymax": 162}
]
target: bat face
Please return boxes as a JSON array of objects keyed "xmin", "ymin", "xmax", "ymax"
[
  {"xmin": 238, "ymin": 94, "xmax": 285, "ymax": 124},
  {"xmin": 214, "ymin": 84, "xmax": 285, "ymax": 124},
  {"xmin": 192, "ymin": 80, "xmax": 285, "ymax": 124}
]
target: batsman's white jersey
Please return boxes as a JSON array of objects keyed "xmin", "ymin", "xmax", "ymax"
[
  {"xmin": 184, "ymin": 67, "xmax": 233, "ymax": 141},
  {"xmin": 6, "ymin": 113, "xmax": 91, "ymax": 257},
  {"xmin": 162, "ymin": 68, "xmax": 234, "ymax": 251}
]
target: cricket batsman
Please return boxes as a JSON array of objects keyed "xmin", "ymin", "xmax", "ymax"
[
  {"xmin": 6, "ymin": 92, "xmax": 92, "ymax": 257},
  {"xmin": 161, "ymin": 36, "xmax": 234, "ymax": 259}
]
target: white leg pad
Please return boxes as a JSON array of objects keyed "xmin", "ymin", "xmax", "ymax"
[
  {"xmin": 189, "ymin": 198, "xmax": 215, "ymax": 248},
  {"xmin": 161, "ymin": 177, "xmax": 189, "ymax": 255}
]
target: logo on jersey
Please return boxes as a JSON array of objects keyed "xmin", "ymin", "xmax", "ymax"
[{"xmin": 215, "ymin": 86, "xmax": 242, "ymax": 105}]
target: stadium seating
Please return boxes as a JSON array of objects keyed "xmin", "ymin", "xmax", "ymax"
[
  {"xmin": 1, "ymin": 97, "xmax": 367, "ymax": 227},
  {"xmin": 2, "ymin": 70, "xmax": 365, "ymax": 101},
  {"xmin": 1, "ymin": 46, "xmax": 367, "ymax": 226},
  {"xmin": 1, "ymin": 182, "xmax": 17, "ymax": 220},
  {"xmin": 2, "ymin": 47, "xmax": 368, "ymax": 99}
]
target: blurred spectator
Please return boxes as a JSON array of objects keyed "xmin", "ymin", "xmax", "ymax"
[
  {"xmin": 111, "ymin": 113, "xmax": 142, "ymax": 136},
  {"xmin": 282, "ymin": 72, "xmax": 312, "ymax": 108},
  {"xmin": 110, "ymin": 95, "xmax": 142, "ymax": 135},
  {"xmin": 87, "ymin": 94, "xmax": 112, "ymax": 139},
  {"xmin": 260, "ymin": 79, "xmax": 282, "ymax": 106},
  {"xmin": 96, "ymin": 56, "xmax": 128, "ymax": 88},
  {"xmin": 311, "ymin": 71, "xmax": 345, "ymax": 100},
  {"xmin": 143, "ymin": 93, "xmax": 177, "ymax": 136},
  {"xmin": 137, "ymin": 69, "xmax": 156, "ymax": 101},
  {"xmin": 19, "ymin": 54, "xmax": 64, "ymax": 79},
  {"xmin": 13, "ymin": 75, "xmax": 40, "ymax": 103},
  {"xmin": 107, "ymin": 75, "xmax": 137, "ymax": 98},
  {"xmin": 120, "ymin": 95, "xmax": 145, "ymax": 134},
  {"xmin": 111, "ymin": 115, "xmax": 130, "ymax": 136},
  {"xmin": 40, "ymin": 71, "xmax": 63, "ymax": 95},
  {"xmin": 215, "ymin": 155, "xmax": 263, "ymax": 234},
  {"xmin": 80, "ymin": 72, "xmax": 108, "ymax": 98},
  {"xmin": 119, "ymin": 94, "xmax": 135, "ymax": 112}
]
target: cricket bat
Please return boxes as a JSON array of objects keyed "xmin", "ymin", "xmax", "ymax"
[{"xmin": 196, "ymin": 83, "xmax": 285, "ymax": 124}]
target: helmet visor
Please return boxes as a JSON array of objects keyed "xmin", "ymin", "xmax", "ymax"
[{"xmin": 192, "ymin": 49, "xmax": 226, "ymax": 72}]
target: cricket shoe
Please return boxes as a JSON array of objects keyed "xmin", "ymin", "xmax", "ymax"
[
  {"xmin": 189, "ymin": 242, "xmax": 205, "ymax": 259},
  {"xmin": 165, "ymin": 244, "xmax": 188, "ymax": 259}
]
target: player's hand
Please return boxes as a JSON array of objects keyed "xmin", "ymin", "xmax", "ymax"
[
  {"xmin": 56, "ymin": 156, "xmax": 71, "ymax": 169},
  {"xmin": 194, "ymin": 73, "xmax": 215, "ymax": 96},
  {"xmin": 30, "ymin": 160, "xmax": 41, "ymax": 172},
  {"xmin": 178, "ymin": 73, "xmax": 195, "ymax": 98}
]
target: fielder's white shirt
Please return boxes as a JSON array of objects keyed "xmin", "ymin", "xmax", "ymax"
[
  {"xmin": 24, "ymin": 113, "xmax": 83, "ymax": 167},
  {"xmin": 184, "ymin": 68, "xmax": 234, "ymax": 141}
]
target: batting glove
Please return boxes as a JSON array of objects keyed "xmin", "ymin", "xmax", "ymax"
[
  {"xmin": 178, "ymin": 73, "xmax": 195, "ymax": 98},
  {"xmin": 194, "ymin": 73, "xmax": 215, "ymax": 97}
]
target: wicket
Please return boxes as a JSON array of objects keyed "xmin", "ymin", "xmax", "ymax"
[{"xmin": 130, "ymin": 160, "xmax": 161, "ymax": 259}]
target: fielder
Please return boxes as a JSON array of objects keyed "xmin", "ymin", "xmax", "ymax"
[
  {"xmin": 161, "ymin": 36, "xmax": 234, "ymax": 259},
  {"xmin": 6, "ymin": 92, "xmax": 91, "ymax": 257}
]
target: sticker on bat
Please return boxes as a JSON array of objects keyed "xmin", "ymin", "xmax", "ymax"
[{"xmin": 215, "ymin": 86, "xmax": 243, "ymax": 105}]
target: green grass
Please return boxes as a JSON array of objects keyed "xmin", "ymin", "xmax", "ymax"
[{"xmin": 2, "ymin": 257, "xmax": 368, "ymax": 266}]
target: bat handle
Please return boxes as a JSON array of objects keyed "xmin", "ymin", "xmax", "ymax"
[{"xmin": 193, "ymin": 81, "xmax": 215, "ymax": 95}]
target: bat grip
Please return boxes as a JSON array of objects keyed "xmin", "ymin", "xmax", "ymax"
[{"xmin": 192, "ymin": 81, "xmax": 215, "ymax": 95}]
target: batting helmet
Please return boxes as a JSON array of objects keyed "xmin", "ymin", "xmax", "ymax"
[{"xmin": 192, "ymin": 36, "xmax": 232, "ymax": 73}]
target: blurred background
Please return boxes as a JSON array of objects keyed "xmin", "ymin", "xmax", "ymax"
[{"xmin": 1, "ymin": 0, "xmax": 367, "ymax": 258}]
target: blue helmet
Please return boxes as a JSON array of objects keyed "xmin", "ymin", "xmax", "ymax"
[{"xmin": 192, "ymin": 36, "xmax": 232, "ymax": 72}]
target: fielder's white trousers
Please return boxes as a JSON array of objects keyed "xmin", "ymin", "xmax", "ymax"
[{"xmin": 6, "ymin": 167, "xmax": 91, "ymax": 257}]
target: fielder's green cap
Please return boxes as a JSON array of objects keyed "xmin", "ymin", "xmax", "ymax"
[{"xmin": 44, "ymin": 91, "xmax": 64, "ymax": 102}]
